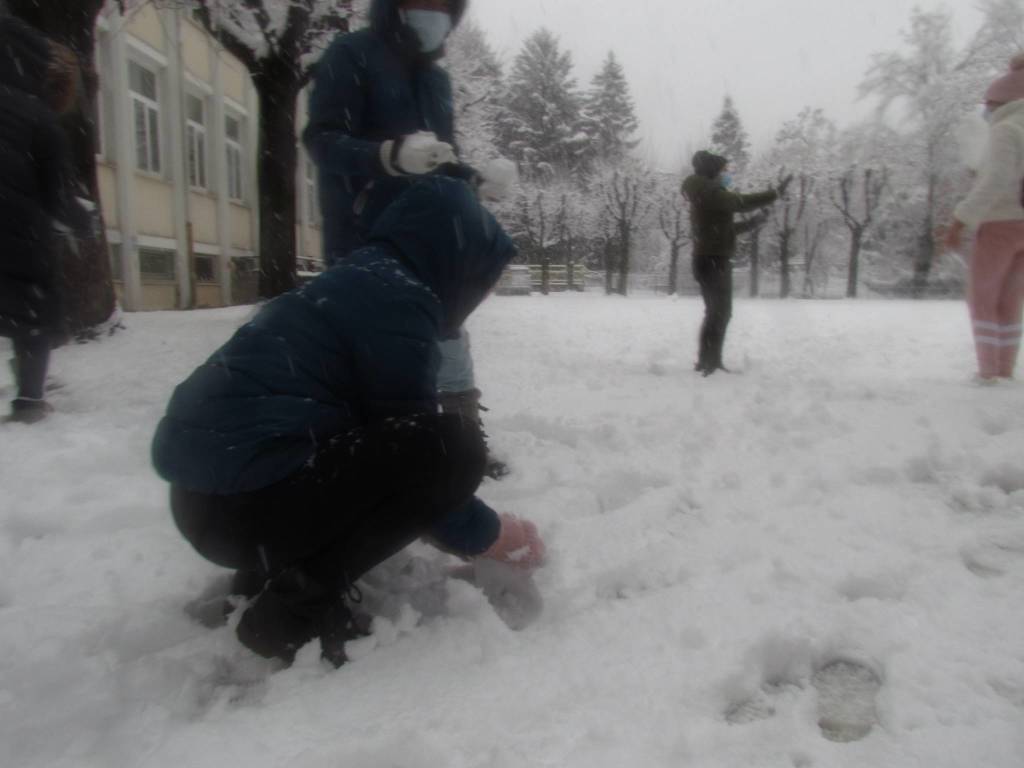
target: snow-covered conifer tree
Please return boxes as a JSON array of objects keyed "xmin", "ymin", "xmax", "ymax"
[
  {"xmin": 582, "ymin": 51, "xmax": 639, "ymax": 166},
  {"xmin": 446, "ymin": 20, "xmax": 503, "ymax": 166},
  {"xmin": 493, "ymin": 28, "xmax": 587, "ymax": 179},
  {"xmin": 709, "ymin": 96, "xmax": 750, "ymax": 178}
]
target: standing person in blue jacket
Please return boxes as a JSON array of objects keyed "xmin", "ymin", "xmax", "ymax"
[
  {"xmin": 303, "ymin": 0, "xmax": 510, "ymax": 478},
  {"xmin": 152, "ymin": 179, "xmax": 546, "ymax": 667}
]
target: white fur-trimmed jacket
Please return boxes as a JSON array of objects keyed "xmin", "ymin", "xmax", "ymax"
[{"xmin": 955, "ymin": 100, "xmax": 1024, "ymax": 230}]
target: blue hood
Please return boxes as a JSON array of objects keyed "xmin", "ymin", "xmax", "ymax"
[
  {"xmin": 369, "ymin": 177, "xmax": 515, "ymax": 335},
  {"xmin": 370, "ymin": 0, "xmax": 467, "ymax": 59}
]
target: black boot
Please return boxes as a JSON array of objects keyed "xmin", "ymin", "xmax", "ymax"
[
  {"xmin": 6, "ymin": 397, "xmax": 53, "ymax": 424},
  {"xmin": 235, "ymin": 567, "xmax": 331, "ymax": 664},
  {"xmin": 235, "ymin": 567, "xmax": 368, "ymax": 667},
  {"xmin": 319, "ymin": 598, "xmax": 366, "ymax": 668}
]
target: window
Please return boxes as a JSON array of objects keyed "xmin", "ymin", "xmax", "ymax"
[
  {"xmin": 185, "ymin": 94, "xmax": 207, "ymax": 189},
  {"xmin": 225, "ymin": 114, "xmax": 244, "ymax": 201},
  {"xmin": 305, "ymin": 158, "xmax": 320, "ymax": 223},
  {"xmin": 232, "ymin": 255, "xmax": 256, "ymax": 275},
  {"xmin": 139, "ymin": 248, "xmax": 176, "ymax": 281},
  {"xmin": 128, "ymin": 60, "xmax": 161, "ymax": 173},
  {"xmin": 194, "ymin": 255, "xmax": 216, "ymax": 283}
]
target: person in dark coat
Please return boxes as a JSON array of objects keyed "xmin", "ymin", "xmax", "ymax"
[
  {"xmin": 303, "ymin": 0, "xmax": 467, "ymax": 264},
  {"xmin": 302, "ymin": 0, "xmax": 512, "ymax": 477},
  {"xmin": 681, "ymin": 151, "xmax": 790, "ymax": 375},
  {"xmin": 0, "ymin": 18, "xmax": 86, "ymax": 423},
  {"xmin": 152, "ymin": 178, "xmax": 546, "ymax": 667}
]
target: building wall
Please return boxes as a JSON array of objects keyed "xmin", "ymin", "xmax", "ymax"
[
  {"xmin": 189, "ymin": 192, "xmax": 219, "ymax": 246},
  {"xmin": 134, "ymin": 176, "xmax": 176, "ymax": 239},
  {"xmin": 97, "ymin": 164, "xmax": 118, "ymax": 229},
  {"xmin": 181, "ymin": 22, "xmax": 210, "ymax": 82},
  {"xmin": 125, "ymin": 3, "xmax": 164, "ymax": 52},
  {"xmin": 96, "ymin": 2, "xmax": 324, "ymax": 312}
]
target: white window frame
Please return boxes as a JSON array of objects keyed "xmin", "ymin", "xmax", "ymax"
[
  {"xmin": 128, "ymin": 59, "xmax": 162, "ymax": 175},
  {"xmin": 225, "ymin": 113, "xmax": 245, "ymax": 203},
  {"xmin": 185, "ymin": 93, "xmax": 208, "ymax": 190}
]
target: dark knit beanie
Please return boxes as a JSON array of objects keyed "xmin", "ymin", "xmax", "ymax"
[{"xmin": 692, "ymin": 150, "xmax": 728, "ymax": 179}]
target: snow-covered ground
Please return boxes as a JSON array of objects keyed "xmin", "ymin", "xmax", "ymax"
[{"xmin": 2, "ymin": 293, "xmax": 1023, "ymax": 768}]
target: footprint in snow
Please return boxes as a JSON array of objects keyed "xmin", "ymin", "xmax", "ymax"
[
  {"xmin": 813, "ymin": 660, "xmax": 882, "ymax": 743},
  {"xmin": 961, "ymin": 533, "xmax": 1024, "ymax": 578},
  {"xmin": 183, "ymin": 573, "xmax": 236, "ymax": 628},
  {"xmin": 724, "ymin": 684, "xmax": 786, "ymax": 725},
  {"xmin": 724, "ymin": 658, "xmax": 882, "ymax": 744}
]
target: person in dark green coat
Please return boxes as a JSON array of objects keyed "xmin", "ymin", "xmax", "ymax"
[{"xmin": 682, "ymin": 151, "xmax": 790, "ymax": 375}]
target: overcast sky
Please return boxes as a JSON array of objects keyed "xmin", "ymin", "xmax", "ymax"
[{"xmin": 465, "ymin": 0, "xmax": 983, "ymax": 172}]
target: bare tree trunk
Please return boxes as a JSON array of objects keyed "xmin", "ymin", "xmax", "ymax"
[
  {"xmin": 832, "ymin": 167, "xmax": 887, "ymax": 301},
  {"xmin": 913, "ymin": 176, "xmax": 936, "ymax": 298},
  {"xmin": 847, "ymin": 228, "xmax": 863, "ymax": 298},
  {"xmin": 668, "ymin": 244, "xmax": 679, "ymax": 295},
  {"xmin": 616, "ymin": 223, "xmax": 630, "ymax": 295},
  {"xmin": 541, "ymin": 251, "xmax": 550, "ymax": 295},
  {"xmin": 253, "ymin": 67, "xmax": 300, "ymax": 298},
  {"xmin": 749, "ymin": 227, "xmax": 761, "ymax": 297},
  {"xmin": 604, "ymin": 237, "xmax": 615, "ymax": 295},
  {"xmin": 191, "ymin": 0, "xmax": 349, "ymax": 301},
  {"xmin": 779, "ymin": 229, "xmax": 792, "ymax": 299},
  {"xmin": 10, "ymin": 0, "xmax": 116, "ymax": 337}
]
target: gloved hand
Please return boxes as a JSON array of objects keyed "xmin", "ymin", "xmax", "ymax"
[
  {"xmin": 380, "ymin": 131, "xmax": 457, "ymax": 176},
  {"xmin": 477, "ymin": 158, "xmax": 518, "ymax": 203},
  {"xmin": 480, "ymin": 513, "xmax": 546, "ymax": 570}
]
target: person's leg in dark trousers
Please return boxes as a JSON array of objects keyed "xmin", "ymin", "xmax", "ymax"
[
  {"xmin": 171, "ymin": 412, "xmax": 488, "ymax": 664},
  {"xmin": 7, "ymin": 333, "xmax": 52, "ymax": 422},
  {"xmin": 12, "ymin": 333, "xmax": 50, "ymax": 400},
  {"xmin": 695, "ymin": 258, "xmax": 733, "ymax": 373},
  {"xmin": 707, "ymin": 265, "xmax": 733, "ymax": 370}
]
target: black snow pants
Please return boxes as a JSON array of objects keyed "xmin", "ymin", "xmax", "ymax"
[
  {"xmin": 694, "ymin": 257, "xmax": 733, "ymax": 372},
  {"xmin": 10, "ymin": 332, "xmax": 50, "ymax": 400},
  {"xmin": 171, "ymin": 412, "xmax": 487, "ymax": 663}
]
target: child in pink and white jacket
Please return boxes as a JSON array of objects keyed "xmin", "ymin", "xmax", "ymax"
[{"xmin": 947, "ymin": 54, "xmax": 1024, "ymax": 382}]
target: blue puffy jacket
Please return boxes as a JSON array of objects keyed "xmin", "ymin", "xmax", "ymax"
[
  {"xmin": 303, "ymin": 0, "xmax": 468, "ymax": 263},
  {"xmin": 152, "ymin": 178, "xmax": 514, "ymax": 554}
]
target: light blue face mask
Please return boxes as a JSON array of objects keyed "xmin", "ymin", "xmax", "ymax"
[
  {"xmin": 982, "ymin": 105, "xmax": 994, "ymax": 123},
  {"xmin": 400, "ymin": 9, "xmax": 453, "ymax": 53},
  {"xmin": 719, "ymin": 172, "xmax": 734, "ymax": 189}
]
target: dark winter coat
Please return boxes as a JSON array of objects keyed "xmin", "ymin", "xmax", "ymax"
[
  {"xmin": 302, "ymin": 0, "xmax": 467, "ymax": 264},
  {"xmin": 152, "ymin": 178, "xmax": 514, "ymax": 552},
  {"xmin": 0, "ymin": 18, "xmax": 77, "ymax": 338},
  {"xmin": 682, "ymin": 171, "xmax": 777, "ymax": 269}
]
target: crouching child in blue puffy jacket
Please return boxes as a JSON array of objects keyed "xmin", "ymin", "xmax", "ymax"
[{"xmin": 152, "ymin": 179, "xmax": 545, "ymax": 666}]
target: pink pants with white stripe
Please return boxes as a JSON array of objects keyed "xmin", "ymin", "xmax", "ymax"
[{"xmin": 968, "ymin": 221, "xmax": 1024, "ymax": 379}]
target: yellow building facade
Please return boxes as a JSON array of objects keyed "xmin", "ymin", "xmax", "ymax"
[{"xmin": 96, "ymin": 2, "xmax": 323, "ymax": 311}]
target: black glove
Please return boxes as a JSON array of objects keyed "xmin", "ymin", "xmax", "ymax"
[{"xmin": 437, "ymin": 162, "xmax": 483, "ymax": 187}]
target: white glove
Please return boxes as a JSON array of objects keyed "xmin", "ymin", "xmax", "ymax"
[
  {"xmin": 477, "ymin": 158, "xmax": 518, "ymax": 203},
  {"xmin": 380, "ymin": 131, "xmax": 457, "ymax": 176}
]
